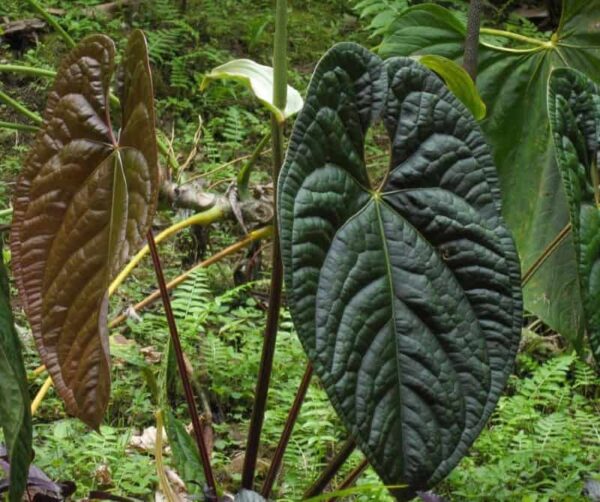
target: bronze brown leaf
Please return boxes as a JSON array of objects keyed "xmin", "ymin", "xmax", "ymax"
[{"xmin": 11, "ymin": 30, "xmax": 158, "ymax": 429}]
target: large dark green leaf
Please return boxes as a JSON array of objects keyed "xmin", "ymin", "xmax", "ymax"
[
  {"xmin": 278, "ymin": 43, "xmax": 522, "ymax": 498},
  {"xmin": 10, "ymin": 30, "xmax": 158, "ymax": 429},
  {"xmin": 379, "ymin": 1, "xmax": 600, "ymax": 348},
  {"xmin": 0, "ymin": 241, "xmax": 32, "ymax": 502},
  {"xmin": 548, "ymin": 68, "xmax": 600, "ymax": 365}
]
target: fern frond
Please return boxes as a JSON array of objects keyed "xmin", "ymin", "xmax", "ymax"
[
  {"xmin": 518, "ymin": 353, "xmax": 575, "ymax": 406},
  {"xmin": 352, "ymin": 0, "xmax": 410, "ymax": 36},
  {"xmin": 573, "ymin": 408, "xmax": 600, "ymax": 447},
  {"xmin": 573, "ymin": 359, "xmax": 600, "ymax": 391},
  {"xmin": 534, "ymin": 412, "xmax": 572, "ymax": 448}
]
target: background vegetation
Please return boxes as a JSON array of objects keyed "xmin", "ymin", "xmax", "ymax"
[{"xmin": 0, "ymin": 0, "xmax": 598, "ymax": 500}]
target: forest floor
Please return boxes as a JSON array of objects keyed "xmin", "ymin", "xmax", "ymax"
[{"xmin": 0, "ymin": 1, "xmax": 599, "ymax": 501}]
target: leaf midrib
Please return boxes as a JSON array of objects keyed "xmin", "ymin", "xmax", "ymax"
[
  {"xmin": 371, "ymin": 193, "xmax": 496, "ymax": 481},
  {"xmin": 372, "ymin": 197, "xmax": 407, "ymax": 476}
]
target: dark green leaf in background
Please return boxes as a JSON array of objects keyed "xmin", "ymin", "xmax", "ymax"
[
  {"xmin": 0, "ymin": 240, "xmax": 32, "ymax": 502},
  {"xmin": 379, "ymin": 1, "xmax": 600, "ymax": 350},
  {"xmin": 548, "ymin": 68, "xmax": 600, "ymax": 366},
  {"xmin": 278, "ymin": 43, "xmax": 522, "ymax": 498}
]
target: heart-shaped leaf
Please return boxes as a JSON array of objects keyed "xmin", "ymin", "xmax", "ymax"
[
  {"xmin": 548, "ymin": 68, "xmax": 600, "ymax": 365},
  {"xmin": 0, "ymin": 242, "xmax": 32, "ymax": 502},
  {"xmin": 10, "ymin": 30, "xmax": 159, "ymax": 429},
  {"xmin": 378, "ymin": 1, "xmax": 600, "ymax": 351},
  {"xmin": 200, "ymin": 59, "xmax": 304, "ymax": 121},
  {"xmin": 278, "ymin": 43, "xmax": 522, "ymax": 498}
]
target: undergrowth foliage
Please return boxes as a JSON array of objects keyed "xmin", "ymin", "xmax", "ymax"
[
  {"xmin": 1, "ymin": 0, "xmax": 600, "ymax": 500},
  {"xmin": 123, "ymin": 264, "xmax": 600, "ymax": 500},
  {"xmin": 352, "ymin": 0, "xmax": 544, "ymax": 39},
  {"xmin": 136, "ymin": 1, "xmax": 202, "ymax": 93},
  {"xmin": 353, "ymin": 0, "xmax": 412, "ymax": 36},
  {"xmin": 443, "ymin": 353, "xmax": 600, "ymax": 500},
  {"xmin": 124, "ymin": 271, "xmax": 349, "ymax": 499}
]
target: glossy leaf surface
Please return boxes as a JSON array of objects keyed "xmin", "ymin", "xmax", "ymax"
[
  {"xmin": 0, "ymin": 242, "xmax": 32, "ymax": 502},
  {"xmin": 200, "ymin": 59, "xmax": 304, "ymax": 121},
  {"xmin": 10, "ymin": 31, "xmax": 158, "ymax": 429},
  {"xmin": 379, "ymin": 1, "xmax": 600, "ymax": 349},
  {"xmin": 278, "ymin": 43, "xmax": 522, "ymax": 497},
  {"xmin": 548, "ymin": 68, "xmax": 600, "ymax": 365}
]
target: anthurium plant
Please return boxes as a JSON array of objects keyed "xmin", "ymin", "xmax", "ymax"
[
  {"xmin": 0, "ymin": 0, "xmax": 598, "ymax": 501},
  {"xmin": 278, "ymin": 42, "xmax": 522, "ymax": 499}
]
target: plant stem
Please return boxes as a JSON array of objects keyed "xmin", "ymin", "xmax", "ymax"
[
  {"xmin": 0, "ymin": 88, "xmax": 43, "ymax": 124},
  {"xmin": 479, "ymin": 27, "xmax": 553, "ymax": 48},
  {"xmin": 261, "ymin": 364, "xmax": 313, "ymax": 498},
  {"xmin": 108, "ymin": 226, "xmax": 272, "ymax": 328},
  {"xmin": 521, "ymin": 223, "xmax": 572, "ymax": 287},
  {"xmin": 241, "ymin": 132, "xmax": 285, "ymax": 490},
  {"xmin": 237, "ymin": 132, "xmax": 272, "ymax": 199},
  {"xmin": 272, "ymin": 0, "xmax": 288, "ymax": 122},
  {"xmin": 303, "ymin": 438, "xmax": 357, "ymax": 499},
  {"xmin": 146, "ymin": 230, "xmax": 217, "ymax": 499},
  {"xmin": 479, "ymin": 41, "xmax": 545, "ymax": 54},
  {"xmin": 241, "ymin": 0, "xmax": 288, "ymax": 490},
  {"xmin": 463, "ymin": 0, "xmax": 482, "ymax": 80},
  {"xmin": 0, "ymin": 208, "xmax": 13, "ymax": 219},
  {"xmin": 327, "ymin": 458, "xmax": 369, "ymax": 502},
  {"xmin": 25, "ymin": 0, "xmax": 76, "ymax": 48},
  {"xmin": 31, "ymin": 376, "xmax": 53, "ymax": 415},
  {"xmin": 0, "ymin": 121, "xmax": 39, "ymax": 133},
  {"xmin": 109, "ymin": 205, "xmax": 225, "ymax": 295},
  {"xmin": 154, "ymin": 410, "xmax": 179, "ymax": 502},
  {"xmin": 0, "ymin": 65, "xmax": 56, "ymax": 78},
  {"xmin": 29, "ymin": 365, "xmax": 46, "ymax": 379}
]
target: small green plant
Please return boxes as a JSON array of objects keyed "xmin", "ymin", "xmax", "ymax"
[{"xmin": 33, "ymin": 420, "xmax": 158, "ymax": 497}]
